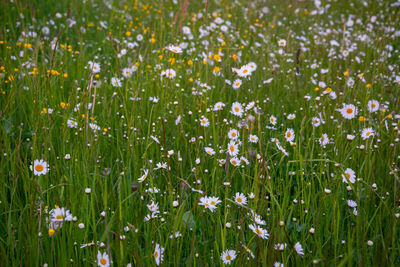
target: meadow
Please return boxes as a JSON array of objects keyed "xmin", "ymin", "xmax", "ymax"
[{"xmin": 1, "ymin": 0, "xmax": 400, "ymax": 266}]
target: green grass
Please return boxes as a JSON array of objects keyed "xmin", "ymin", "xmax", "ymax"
[{"xmin": 1, "ymin": 0, "xmax": 400, "ymax": 266}]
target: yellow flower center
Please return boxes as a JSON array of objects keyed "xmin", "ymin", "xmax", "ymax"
[
  {"xmin": 234, "ymin": 107, "xmax": 239, "ymax": 112},
  {"xmin": 237, "ymin": 198, "xmax": 242, "ymax": 203},
  {"xmin": 35, "ymin": 164, "xmax": 44, "ymax": 172},
  {"xmin": 56, "ymin": 215, "xmax": 63, "ymax": 220},
  {"xmin": 154, "ymin": 251, "xmax": 158, "ymax": 258},
  {"xmin": 346, "ymin": 108, "xmax": 353, "ymax": 114},
  {"xmin": 100, "ymin": 258, "xmax": 107, "ymax": 265},
  {"xmin": 255, "ymin": 229, "xmax": 262, "ymax": 235},
  {"xmin": 226, "ymin": 255, "xmax": 231, "ymax": 260}
]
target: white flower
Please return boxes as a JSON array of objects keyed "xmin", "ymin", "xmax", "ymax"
[
  {"xmin": 234, "ymin": 192, "xmax": 247, "ymax": 205},
  {"xmin": 347, "ymin": 200, "xmax": 357, "ymax": 208},
  {"xmin": 97, "ymin": 251, "xmax": 111, "ymax": 267},
  {"xmin": 111, "ymin": 77, "xmax": 121, "ymax": 87},
  {"xmin": 231, "ymin": 102, "xmax": 243, "ymax": 117},
  {"xmin": 232, "ymin": 79, "xmax": 242, "ymax": 89},
  {"xmin": 67, "ymin": 119, "xmax": 77, "ymax": 128},
  {"xmin": 228, "ymin": 129, "xmax": 239, "ymax": 140},
  {"xmin": 367, "ymin": 100, "xmax": 379, "ymax": 112},
  {"xmin": 30, "ymin": 159, "xmax": 49, "ymax": 176},
  {"xmin": 285, "ymin": 128, "xmax": 295, "ymax": 142},
  {"xmin": 213, "ymin": 102, "xmax": 225, "ymax": 111},
  {"xmin": 220, "ymin": 249, "xmax": 236, "ymax": 265},
  {"xmin": 361, "ymin": 127, "xmax": 374, "ymax": 140},
  {"xmin": 165, "ymin": 69, "xmax": 176, "ymax": 79},
  {"xmin": 166, "ymin": 44, "xmax": 183, "ymax": 53},
  {"xmin": 342, "ymin": 168, "xmax": 356, "ymax": 184},
  {"xmin": 338, "ymin": 103, "xmax": 358, "ymax": 119},
  {"xmin": 294, "ymin": 242, "xmax": 304, "ymax": 256},
  {"xmin": 88, "ymin": 61, "xmax": 101, "ymax": 73},
  {"xmin": 49, "ymin": 207, "xmax": 73, "ymax": 222},
  {"xmin": 278, "ymin": 39, "xmax": 287, "ymax": 47},
  {"xmin": 205, "ymin": 147, "xmax": 215, "ymax": 156},
  {"xmin": 249, "ymin": 224, "xmax": 269, "ymax": 239},
  {"xmin": 154, "ymin": 244, "xmax": 164, "ymax": 266},
  {"xmin": 248, "ymin": 134, "xmax": 258, "ymax": 143}
]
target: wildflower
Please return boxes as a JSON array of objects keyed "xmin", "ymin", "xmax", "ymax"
[
  {"xmin": 249, "ymin": 224, "xmax": 269, "ymax": 239},
  {"xmin": 342, "ymin": 168, "xmax": 356, "ymax": 184},
  {"xmin": 205, "ymin": 147, "xmax": 215, "ymax": 156},
  {"xmin": 138, "ymin": 169, "xmax": 149, "ymax": 183},
  {"xmin": 285, "ymin": 128, "xmax": 295, "ymax": 142},
  {"xmin": 230, "ymin": 157, "xmax": 240, "ymax": 166},
  {"xmin": 274, "ymin": 262, "xmax": 284, "ymax": 267},
  {"xmin": 319, "ymin": 134, "xmax": 329, "ymax": 146},
  {"xmin": 312, "ymin": 117, "xmax": 321, "ymax": 127},
  {"xmin": 237, "ymin": 65, "xmax": 252, "ymax": 78},
  {"xmin": 294, "ymin": 242, "xmax": 304, "ymax": 256},
  {"xmin": 269, "ymin": 115, "xmax": 277, "ymax": 125},
  {"xmin": 232, "ymin": 79, "xmax": 242, "ymax": 89},
  {"xmin": 220, "ymin": 250, "xmax": 236, "ymax": 265},
  {"xmin": 338, "ymin": 104, "xmax": 358, "ymax": 119},
  {"xmin": 227, "ymin": 141, "xmax": 239, "ymax": 156},
  {"xmin": 88, "ymin": 61, "xmax": 101, "ymax": 73},
  {"xmin": 231, "ymin": 102, "xmax": 243, "ymax": 117},
  {"xmin": 154, "ymin": 244, "xmax": 164, "ymax": 266},
  {"xmin": 111, "ymin": 77, "xmax": 121, "ymax": 87},
  {"xmin": 30, "ymin": 159, "xmax": 49, "ymax": 176},
  {"xmin": 122, "ymin": 67, "xmax": 133, "ymax": 78},
  {"xmin": 97, "ymin": 251, "xmax": 111, "ymax": 267},
  {"xmin": 228, "ymin": 129, "xmax": 239, "ymax": 140},
  {"xmin": 166, "ymin": 44, "xmax": 182, "ymax": 53},
  {"xmin": 361, "ymin": 127, "xmax": 374, "ymax": 140},
  {"xmin": 367, "ymin": 100, "xmax": 379, "ymax": 112},
  {"xmin": 89, "ymin": 123, "xmax": 101, "ymax": 132},
  {"xmin": 248, "ymin": 134, "xmax": 258, "ymax": 143},
  {"xmin": 287, "ymin": 114, "xmax": 295, "ymax": 120},
  {"xmin": 165, "ymin": 69, "xmax": 176, "ymax": 79},
  {"xmin": 200, "ymin": 117, "xmax": 210, "ymax": 127},
  {"xmin": 347, "ymin": 200, "xmax": 357, "ymax": 208},
  {"xmin": 234, "ymin": 192, "xmax": 247, "ymax": 205},
  {"xmin": 49, "ymin": 207, "xmax": 73, "ymax": 222},
  {"xmin": 67, "ymin": 119, "xmax": 77, "ymax": 128},
  {"xmin": 213, "ymin": 102, "xmax": 225, "ymax": 111},
  {"xmin": 278, "ymin": 39, "xmax": 287, "ymax": 47}
]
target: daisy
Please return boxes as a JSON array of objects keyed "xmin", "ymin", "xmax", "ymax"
[
  {"xmin": 111, "ymin": 77, "xmax": 121, "ymax": 87},
  {"xmin": 199, "ymin": 196, "xmax": 221, "ymax": 212},
  {"xmin": 89, "ymin": 123, "xmax": 101, "ymax": 132},
  {"xmin": 205, "ymin": 147, "xmax": 215, "ymax": 156},
  {"xmin": 228, "ymin": 129, "xmax": 239, "ymax": 140},
  {"xmin": 237, "ymin": 65, "xmax": 252, "ymax": 78},
  {"xmin": 285, "ymin": 128, "xmax": 295, "ymax": 142},
  {"xmin": 338, "ymin": 104, "xmax": 358, "ymax": 120},
  {"xmin": 249, "ymin": 224, "xmax": 269, "ymax": 239},
  {"xmin": 278, "ymin": 39, "xmax": 287, "ymax": 47},
  {"xmin": 294, "ymin": 242, "xmax": 304, "ymax": 256},
  {"xmin": 312, "ymin": 117, "xmax": 321, "ymax": 127},
  {"xmin": 122, "ymin": 67, "xmax": 132, "ymax": 78},
  {"xmin": 97, "ymin": 251, "xmax": 111, "ymax": 267},
  {"xmin": 234, "ymin": 192, "xmax": 247, "ymax": 205},
  {"xmin": 49, "ymin": 207, "xmax": 73, "ymax": 222},
  {"xmin": 361, "ymin": 127, "xmax": 374, "ymax": 140},
  {"xmin": 274, "ymin": 262, "xmax": 284, "ymax": 267},
  {"xmin": 30, "ymin": 159, "xmax": 49, "ymax": 176},
  {"xmin": 287, "ymin": 113, "xmax": 296, "ymax": 120},
  {"xmin": 231, "ymin": 102, "xmax": 243, "ymax": 117},
  {"xmin": 88, "ymin": 61, "xmax": 101, "ymax": 73},
  {"xmin": 319, "ymin": 134, "xmax": 329, "ymax": 146},
  {"xmin": 67, "ymin": 119, "xmax": 77, "ymax": 128},
  {"xmin": 232, "ymin": 79, "xmax": 242, "ymax": 89},
  {"xmin": 200, "ymin": 117, "xmax": 210, "ymax": 127},
  {"xmin": 220, "ymin": 249, "xmax": 236, "ymax": 265},
  {"xmin": 154, "ymin": 243, "xmax": 164, "ymax": 266},
  {"xmin": 367, "ymin": 100, "xmax": 379, "ymax": 113},
  {"xmin": 269, "ymin": 115, "xmax": 277, "ymax": 125},
  {"xmin": 246, "ymin": 62, "xmax": 257, "ymax": 72},
  {"xmin": 342, "ymin": 168, "xmax": 356, "ymax": 184},
  {"xmin": 248, "ymin": 134, "xmax": 258, "ymax": 143},
  {"xmin": 347, "ymin": 200, "xmax": 357, "ymax": 208},
  {"xmin": 165, "ymin": 69, "xmax": 176, "ymax": 79},
  {"xmin": 227, "ymin": 141, "xmax": 239, "ymax": 156},
  {"xmin": 213, "ymin": 102, "xmax": 225, "ymax": 111},
  {"xmin": 166, "ymin": 44, "xmax": 183, "ymax": 53},
  {"xmin": 138, "ymin": 169, "xmax": 149, "ymax": 183},
  {"xmin": 230, "ymin": 157, "xmax": 240, "ymax": 166}
]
